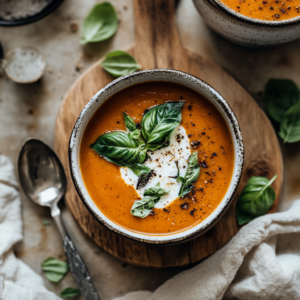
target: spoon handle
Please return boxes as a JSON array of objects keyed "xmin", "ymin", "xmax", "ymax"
[{"xmin": 52, "ymin": 206, "xmax": 100, "ymax": 300}]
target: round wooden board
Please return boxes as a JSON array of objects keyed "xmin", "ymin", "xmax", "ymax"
[{"xmin": 54, "ymin": 0, "xmax": 283, "ymax": 267}]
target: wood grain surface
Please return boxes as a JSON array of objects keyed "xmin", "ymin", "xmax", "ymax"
[{"xmin": 54, "ymin": 0, "xmax": 283, "ymax": 267}]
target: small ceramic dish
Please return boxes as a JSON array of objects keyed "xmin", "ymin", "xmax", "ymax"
[
  {"xmin": 69, "ymin": 69, "xmax": 244, "ymax": 245},
  {"xmin": 193, "ymin": 0, "xmax": 300, "ymax": 47}
]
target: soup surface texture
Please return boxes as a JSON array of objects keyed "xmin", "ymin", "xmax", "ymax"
[
  {"xmin": 80, "ymin": 82, "xmax": 234, "ymax": 235},
  {"xmin": 220, "ymin": 0, "xmax": 300, "ymax": 21}
]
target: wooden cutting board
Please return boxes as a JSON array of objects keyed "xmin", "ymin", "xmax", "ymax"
[{"xmin": 54, "ymin": 0, "xmax": 283, "ymax": 267}]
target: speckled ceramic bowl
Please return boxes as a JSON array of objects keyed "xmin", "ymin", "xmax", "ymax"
[
  {"xmin": 193, "ymin": 0, "xmax": 300, "ymax": 47},
  {"xmin": 69, "ymin": 69, "xmax": 244, "ymax": 245}
]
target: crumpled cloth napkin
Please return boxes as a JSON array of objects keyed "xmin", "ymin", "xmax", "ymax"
[
  {"xmin": 0, "ymin": 155, "xmax": 59, "ymax": 300},
  {"xmin": 1, "ymin": 154, "xmax": 300, "ymax": 300},
  {"xmin": 114, "ymin": 201, "xmax": 300, "ymax": 299}
]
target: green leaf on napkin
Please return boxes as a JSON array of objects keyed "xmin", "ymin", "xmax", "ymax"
[
  {"xmin": 81, "ymin": 2, "xmax": 118, "ymax": 44},
  {"xmin": 41, "ymin": 257, "xmax": 69, "ymax": 283},
  {"xmin": 100, "ymin": 50, "xmax": 141, "ymax": 78},
  {"xmin": 178, "ymin": 152, "xmax": 200, "ymax": 198},
  {"xmin": 236, "ymin": 175, "xmax": 277, "ymax": 226},
  {"xmin": 141, "ymin": 102, "xmax": 184, "ymax": 151},
  {"xmin": 131, "ymin": 183, "xmax": 170, "ymax": 218},
  {"xmin": 60, "ymin": 287, "xmax": 80, "ymax": 298}
]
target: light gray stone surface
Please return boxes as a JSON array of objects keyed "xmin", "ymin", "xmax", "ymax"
[{"xmin": 0, "ymin": 0, "xmax": 299, "ymax": 299}]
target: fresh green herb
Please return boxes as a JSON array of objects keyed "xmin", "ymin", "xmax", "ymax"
[
  {"xmin": 100, "ymin": 50, "xmax": 141, "ymax": 78},
  {"xmin": 265, "ymin": 79, "xmax": 300, "ymax": 143},
  {"xmin": 178, "ymin": 152, "xmax": 200, "ymax": 198},
  {"xmin": 131, "ymin": 183, "xmax": 170, "ymax": 218},
  {"xmin": 123, "ymin": 112, "xmax": 137, "ymax": 132},
  {"xmin": 60, "ymin": 287, "xmax": 80, "ymax": 298},
  {"xmin": 90, "ymin": 131, "xmax": 150, "ymax": 176},
  {"xmin": 41, "ymin": 257, "xmax": 69, "ymax": 283},
  {"xmin": 265, "ymin": 79, "xmax": 300, "ymax": 122},
  {"xmin": 279, "ymin": 102, "xmax": 300, "ymax": 143},
  {"xmin": 42, "ymin": 219, "xmax": 50, "ymax": 226},
  {"xmin": 142, "ymin": 102, "xmax": 184, "ymax": 151},
  {"xmin": 81, "ymin": 2, "xmax": 118, "ymax": 45},
  {"xmin": 236, "ymin": 175, "xmax": 277, "ymax": 226}
]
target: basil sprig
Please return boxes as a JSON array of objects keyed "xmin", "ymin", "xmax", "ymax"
[
  {"xmin": 91, "ymin": 102, "xmax": 184, "ymax": 177},
  {"xmin": 265, "ymin": 79, "xmax": 300, "ymax": 143},
  {"xmin": 101, "ymin": 51, "xmax": 141, "ymax": 78},
  {"xmin": 60, "ymin": 287, "xmax": 80, "ymax": 298},
  {"xmin": 178, "ymin": 152, "xmax": 200, "ymax": 198},
  {"xmin": 236, "ymin": 175, "xmax": 277, "ymax": 226},
  {"xmin": 41, "ymin": 257, "xmax": 69, "ymax": 283},
  {"xmin": 131, "ymin": 183, "xmax": 170, "ymax": 218},
  {"xmin": 142, "ymin": 102, "xmax": 184, "ymax": 151},
  {"xmin": 81, "ymin": 2, "xmax": 118, "ymax": 45}
]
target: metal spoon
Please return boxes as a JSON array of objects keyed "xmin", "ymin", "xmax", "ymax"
[{"xmin": 18, "ymin": 138, "xmax": 99, "ymax": 300}]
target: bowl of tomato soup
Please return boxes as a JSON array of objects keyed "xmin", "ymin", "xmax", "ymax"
[
  {"xmin": 69, "ymin": 69, "xmax": 244, "ymax": 245},
  {"xmin": 193, "ymin": 0, "xmax": 300, "ymax": 47}
]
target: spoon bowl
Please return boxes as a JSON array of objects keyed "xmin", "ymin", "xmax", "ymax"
[{"xmin": 18, "ymin": 138, "xmax": 66, "ymax": 207}]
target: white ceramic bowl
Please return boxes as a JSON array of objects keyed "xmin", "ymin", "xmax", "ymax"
[
  {"xmin": 69, "ymin": 69, "xmax": 244, "ymax": 245},
  {"xmin": 193, "ymin": 0, "xmax": 300, "ymax": 47}
]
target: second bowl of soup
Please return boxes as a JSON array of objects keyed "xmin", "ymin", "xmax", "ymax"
[{"xmin": 69, "ymin": 69, "xmax": 244, "ymax": 244}]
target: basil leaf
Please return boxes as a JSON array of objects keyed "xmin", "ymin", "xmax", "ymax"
[
  {"xmin": 178, "ymin": 152, "xmax": 200, "ymax": 198},
  {"xmin": 236, "ymin": 175, "xmax": 277, "ymax": 226},
  {"xmin": 81, "ymin": 2, "xmax": 118, "ymax": 44},
  {"xmin": 42, "ymin": 219, "xmax": 50, "ymax": 226},
  {"xmin": 265, "ymin": 79, "xmax": 300, "ymax": 122},
  {"xmin": 144, "ymin": 183, "xmax": 170, "ymax": 197},
  {"xmin": 100, "ymin": 50, "xmax": 141, "ymax": 78},
  {"xmin": 142, "ymin": 102, "xmax": 184, "ymax": 151},
  {"xmin": 60, "ymin": 287, "xmax": 80, "ymax": 298},
  {"xmin": 123, "ymin": 112, "xmax": 136, "ymax": 132},
  {"xmin": 41, "ymin": 257, "xmax": 69, "ymax": 283},
  {"xmin": 129, "ymin": 164, "xmax": 151, "ymax": 177},
  {"xmin": 91, "ymin": 131, "xmax": 147, "ymax": 167},
  {"xmin": 131, "ymin": 183, "xmax": 170, "ymax": 218},
  {"xmin": 136, "ymin": 171, "xmax": 152, "ymax": 189},
  {"xmin": 279, "ymin": 101, "xmax": 300, "ymax": 143},
  {"xmin": 129, "ymin": 129, "xmax": 141, "ymax": 141}
]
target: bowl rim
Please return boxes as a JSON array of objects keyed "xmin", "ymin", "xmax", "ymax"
[
  {"xmin": 210, "ymin": 0, "xmax": 300, "ymax": 26},
  {"xmin": 69, "ymin": 69, "xmax": 244, "ymax": 245},
  {"xmin": 0, "ymin": 0, "xmax": 64, "ymax": 27}
]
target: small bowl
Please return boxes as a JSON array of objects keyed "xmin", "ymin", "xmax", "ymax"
[
  {"xmin": 69, "ymin": 69, "xmax": 244, "ymax": 245},
  {"xmin": 193, "ymin": 0, "xmax": 300, "ymax": 47},
  {"xmin": 0, "ymin": 0, "xmax": 64, "ymax": 27}
]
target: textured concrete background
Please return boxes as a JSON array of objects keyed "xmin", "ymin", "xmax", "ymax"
[{"xmin": 0, "ymin": 0, "xmax": 300, "ymax": 299}]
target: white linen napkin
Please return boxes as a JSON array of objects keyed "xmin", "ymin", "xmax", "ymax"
[
  {"xmin": 114, "ymin": 199, "xmax": 300, "ymax": 300},
  {"xmin": 0, "ymin": 155, "xmax": 59, "ymax": 300}
]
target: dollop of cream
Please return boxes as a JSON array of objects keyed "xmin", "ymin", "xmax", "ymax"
[{"xmin": 120, "ymin": 125, "xmax": 191, "ymax": 208}]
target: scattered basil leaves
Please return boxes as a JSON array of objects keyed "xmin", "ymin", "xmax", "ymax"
[
  {"xmin": 100, "ymin": 50, "xmax": 141, "ymax": 78},
  {"xmin": 142, "ymin": 102, "xmax": 184, "ymax": 151},
  {"xmin": 136, "ymin": 171, "xmax": 153, "ymax": 189},
  {"xmin": 178, "ymin": 152, "xmax": 200, "ymax": 198},
  {"xmin": 60, "ymin": 287, "xmax": 80, "ymax": 299},
  {"xmin": 236, "ymin": 175, "xmax": 277, "ymax": 226},
  {"xmin": 81, "ymin": 2, "xmax": 118, "ymax": 45},
  {"xmin": 279, "ymin": 101, "xmax": 300, "ymax": 143},
  {"xmin": 41, "ymin": 257, "xmax": 69, "ymax": 283},
  {"xmin": 265, "ymin": 79, "xmax": 300, "ymax": 143},
  {"xmin": 265, "ymin": 79, "xmax": 300, "ymax": 122},
  {"xmin": 131, "ymin": 183, "xmax": 170, "ymax": 218}
]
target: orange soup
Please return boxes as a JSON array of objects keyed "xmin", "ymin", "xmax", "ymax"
[
  {"xmin": 80, "ymin": 82, "xmax": 234, "ymax": 235},
  {"xmin": 220, "ymin": 0, "xmax": 300, "ymax": 21}
]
